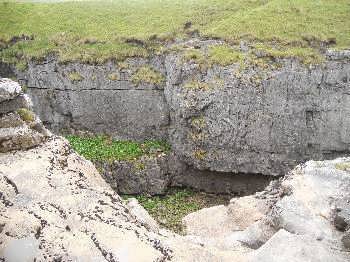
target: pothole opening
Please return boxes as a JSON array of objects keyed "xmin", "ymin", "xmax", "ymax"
[{"xmin": 66, "ymin": 134, "xmax": 278, "ymax": 234}]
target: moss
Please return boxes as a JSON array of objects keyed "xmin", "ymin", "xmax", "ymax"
[
  {"xmin": 183, "ymin": 80, "xmax": 211, "ymax": 91},
  {"xmin": 122, "ymin": 189, "xmax": 230, "ymax": 233},
  {"xmin": 107, "ymin": 73, "xmax": 119, "ymax": 81},
  {"xmin": 132, "ymin": 66, "xmax": 165, "ymax": 86},
  {"xmin": 68, "ymin": 72, "xmax": 83, "ymax": 82},
  {"xmin": 208, "ymin": 44, "xmax": 244, "ymax": 66},
  {"xmin": 16, "ymin": 108, "xmax": 35, "ymax": 123},
  {"xmin": 335, "ymin": 162, "xmax": 350, "ymax": 172},
  {"xmin": 193, "ymin": 149, "xmax": 207, "ymax": 160}
]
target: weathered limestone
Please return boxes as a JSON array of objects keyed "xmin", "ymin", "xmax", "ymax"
[
  {"xmin": 182, "ymin": 158, "xmax": 350, "ymax": 261},
  {"xmin": 16, "ymin": 57, "xmax": 169, "ymax": 141},
  {"xmin": 0, "ymin": 79, "xmax": 349, "ymax": 261},
  {"xmin": 94, "ymin": 153, "xmax": 174, "ymax": 195},
  {"xmin": 164, "ymin": 47, "xmax": 350, "ymax": 177},
  {"xmin": 0, "ymin": 79, "xmax": 50, "ymax": 153},
  {"xmin": 4, "ymin": 44, "xmax": 349, "ymax": 179}
]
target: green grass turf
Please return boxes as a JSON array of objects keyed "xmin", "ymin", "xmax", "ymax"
[{"xmin": 0, "ymin": 0, "xmax": 349, "ymax": 65}]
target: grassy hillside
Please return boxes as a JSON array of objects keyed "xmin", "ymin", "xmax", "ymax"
[{"xmin": 0, "ymin": 0, "xmax": 349, "ymax": 65}]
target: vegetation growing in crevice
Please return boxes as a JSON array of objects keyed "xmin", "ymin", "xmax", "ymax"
[
  {"xmin": 335, "ymin": 162, "xmax": 350, "ymax": 172},
  {"xmin": 66, "ymin": 135, "xmax": 170, "ymax": 161},
  {"xmin": 132, "ymin": 66, "xmax": 165, "ymax": 86},
  {"xmin": 16, "ymin": 108, "xmax": 35, "ymax": 123},
  {"xmin": 183, "ymin": 80, "xmax": 210, "ymax": 91},
  {"xmin": 107, "ymin": 73, "xmax": 119, "ymax": 81},
  {"xmin": 123, "ymin": 188, "xmax": 231, "ymax": 233},
  {"xmin": 68, "ymin": 72, "xmax": 83, "ymax": 82}
]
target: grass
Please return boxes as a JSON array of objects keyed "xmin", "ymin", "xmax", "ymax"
[
  {"xmin": 132, "ymin": 66, "xmax": 165, "ymax": 86},
  {"xmin": 123, "ymin": 189, "xmax": 231, "ymax": 233},
  {"xmin": 107, "ymin": 72, "xmax": 119, "ymax": 81},
  {"xmin": 0, "ymin": 0, "xmax": 349, "ymax": 66},
  {"xmin": 16, "ymin": 108, "xmax": 35, "ymax": 122},
  {"xmin": 184, "ymin": 80, "xmax": 211, "ymax": 91},
  {"xmin": 208, "ymin": 44, "xmax": 244, "ymax": 66},
  {"xmin": 66, "ymin": 135, "xmax": 171, "ymax": 161},
  {"xmin": 68, "ymin": 71, "xmax": 83, "ymax": 82},
  {"xmin": 335, "ymin": 162, "xmax": 350, "ymax": 172}
]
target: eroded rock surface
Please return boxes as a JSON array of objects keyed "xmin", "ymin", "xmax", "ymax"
[
  {"xmin": 182, "ymin": 158, "xmax": 350, "ymax": 261},
  {"xmin": 0, "ymin": 78, "xmax": 50, "ymax": 153},
  {"xmin": 4, "ymin": 43, "xmax": 349, "ymax": 178},
  {"xmin": 0, "ymin": 79, "xmax": 350, "ymax": 261}
]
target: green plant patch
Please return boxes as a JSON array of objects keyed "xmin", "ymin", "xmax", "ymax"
[
  {"xmin": 335, "ymin": 162, "xmax": 350, "ymax": 172},
  {"xmin": 0, "ymin": 0, "xmax": 348, "ymax": 65},
  {"xmin": 253, "ymin": 43, "xmax": 324, "ymax": 65},
  {"xmin": 123, "ymin": 189, "xmax": 231, "ymax": 233},
  {"xmin": 132, "ymin": 66, "xmax": 165, "ymax": 86},
  {"xmin": 183, "ymin": 80, "xmax": 211, "ymax": 91},
  {"xmin": 208, "ymin": 44, "xmax": 244, "ymax": 66},
  {"xmin": 16, "ymin": 108, "xmax": 35, "ymax": 123},
  {"xmin": 68, "ymin": 72, "xmax": 83, "ymax": 82},
  {"xmin": 66, "ymin": 135, "xmax": 170, "ymax": 161}
]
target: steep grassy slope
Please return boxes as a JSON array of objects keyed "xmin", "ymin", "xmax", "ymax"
[{"xmin": 0, "ymin": 0, "xmax": 349, "ymax": 65}]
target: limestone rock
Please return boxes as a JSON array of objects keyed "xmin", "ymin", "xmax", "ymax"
[
  {"xmin": 126, "ymin": 198, "xmax": 160, "ymax": 233},
  {"xmin": 95, "ymin": 154, "xmax": 173, "ymax": 195},
  {"xmin": 0, "ymin": 79, "xmax": 50, "ymax": 153},
  {"xmin": 0, "ymin": 78, "xmax": 21, "ymax": 102},
  {"xmin": 248, "ymin": 229, "xmax": 348, "ymax": 262},
  {"xmin": 182, "ymin": 196, "xmax": 269, "ymax": 238}
]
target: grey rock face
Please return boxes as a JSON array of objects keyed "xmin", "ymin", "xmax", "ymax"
[
  {"xmin": 94, "ymin": 154, "xmax": 174, "ymax": 195},
  {"xmin": 16, "ymin": 56, "xmax": 169, "ymax": 141},
  {"xmin": 164, "ymin": 50, "xmax": 350, "ymax": 176},
  {"xmin": 4, "ymin": 46, "xmax": 350, "ymax": 177}
]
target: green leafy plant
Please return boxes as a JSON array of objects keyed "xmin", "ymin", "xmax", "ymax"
[
  {"xmin": 66, "ymin": 135, "xmax": 170, "ymax": 161},
  {"xmin": 123, "ymin": 189, "xmax": 231, "ymax": 233}
]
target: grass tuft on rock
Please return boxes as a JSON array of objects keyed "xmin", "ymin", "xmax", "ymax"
[
  {"xmin": 66, "ymin": 135, "xmax": 170, "ymax": 161},
  {"xmin": 16, "ymin": 108, "xmax": 35, "ymax": 123},
  {"xmin": 68, "ymin": 72, "xmax": 84, "ymax": 82},
  {"xmin": 132, "ymin": 66, "xmax": 165, "ymax": 86},
  {"xmin": 208, "ymin": 45, "xmax": 244, "ymax": 66}
]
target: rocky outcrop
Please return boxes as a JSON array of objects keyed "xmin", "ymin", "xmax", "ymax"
[
  {"xmin": 165, "ymin": 47, "xmax": 350, "ymax": 176},
  {"xmin": 1, "ymin": 79, "xmax": 349, "ymax": 261},
  {"xmin": 182, "ymin": 158, "xmax": 350, "ymax": 261},
  {"xmin": 0, "ymin": 79, "xmax": 50, "ymax": 153},
  {"xmin": 94, "ymin": 153, "xmax": 272, "ymax": 195},
  {"xmin": 4, "ymin": 43, "xmax": 350, "ymax": 178},
  {"xmin": 15, "ymin": 56, "xmax": 169, "ymax": 141}
]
